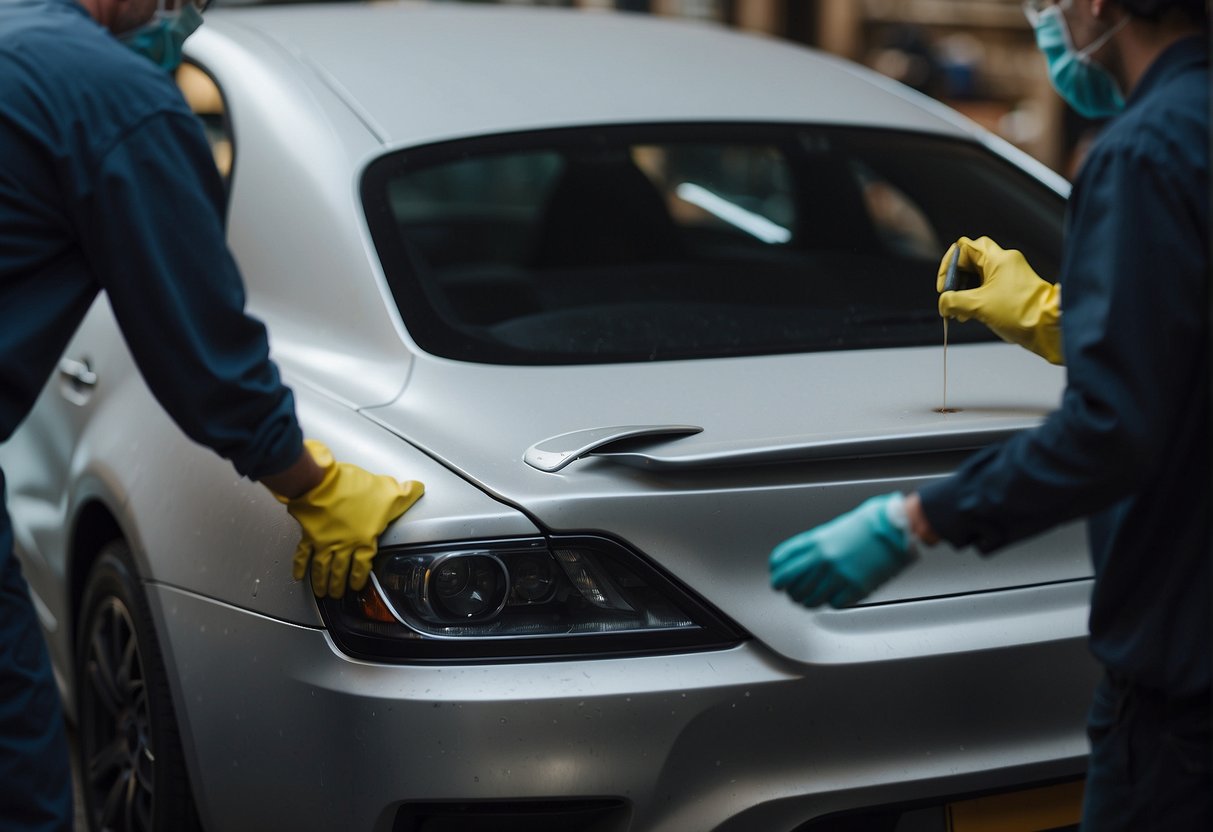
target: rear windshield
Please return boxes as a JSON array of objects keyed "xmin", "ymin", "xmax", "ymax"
[{"xmin": 362, "ymin": 125, "xmax": 1064, "ymax": 364}]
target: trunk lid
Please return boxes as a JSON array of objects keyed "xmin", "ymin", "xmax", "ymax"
[{"xmin": 364, "ymin": 341, "xmax": 1088, "ymax": 663}]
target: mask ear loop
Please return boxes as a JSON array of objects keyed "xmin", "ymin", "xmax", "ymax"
[
  {"xmin": 148, "ymin": 0, "xmax": 179, "ymax": 24},
  {"xmin": 1077, "ymin": 13, "xmax": 1130, "ymax": 62}
]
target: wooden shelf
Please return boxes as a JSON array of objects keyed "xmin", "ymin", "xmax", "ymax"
[{"xmin": 861, "ymin": 0, "xmax": 1030, "ymax": 30}]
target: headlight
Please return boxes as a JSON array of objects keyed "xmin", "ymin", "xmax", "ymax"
[
  {"xmin": 406, "ymin": 552, "xmax": 510, "ymax": 622},
  {"xmin": 320, "ymin": 536, "xmax": 743, "ymax": 662}
]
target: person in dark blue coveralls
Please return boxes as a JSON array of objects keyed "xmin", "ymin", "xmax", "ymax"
[
  {"xmin": 768, "ymin": 0, "xmax": 1210, "ymax": 829},
  {"xmin": 0, "ymin": 1, "xmax": 426, "ymax": 829}
]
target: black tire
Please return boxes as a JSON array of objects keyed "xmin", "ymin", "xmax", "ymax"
[{"xmin": 75, "ymin": 540, "xmax": 202, "ymax": 832}]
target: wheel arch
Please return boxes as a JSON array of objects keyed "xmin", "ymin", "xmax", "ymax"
[
  {"xmin": 73, "ymin": 535, "xmax": 205, "ymax": 832},
  {"xmin": 66, "ymin": 498, "xmax": 127, "ymax": 713}
]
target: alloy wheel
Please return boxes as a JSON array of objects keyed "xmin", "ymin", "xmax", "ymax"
[{"xmin": 81, "ymin": 596, "xmax": 154, "ymax": 832}]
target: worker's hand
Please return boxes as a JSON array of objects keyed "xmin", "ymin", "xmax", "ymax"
[
  {"xmin": 273, "ymin": 439, "xmax": 424, "ymax": 598},
  {"xmin": 937, "ymin": 237, "xmax": 1063, "ymax": 365},
  {"xmin": 769, "ymin": 493, "xmax": 916, "ymax": 609}
]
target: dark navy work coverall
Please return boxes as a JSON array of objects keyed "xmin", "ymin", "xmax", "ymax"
[
  {"xmin": 920, "ymin": 37, "xmax": 1211, "ymax": 831},
  {"xmin": 0, "ymin": 0, "xmax": 303, "ymax": 828}
]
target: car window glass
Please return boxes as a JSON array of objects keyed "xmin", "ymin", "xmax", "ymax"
[
  {"xmin": 851, "ymin": 160, "xmax": 940, "ymax": 260},
  {"xmin": 388, "ymin": 152, "xmax": 563, "ymax": 269},
  {"xmin": 632, "ymin": 144, "xmax": 796, "ymax": 249},
  {"xmin": 363, "ymin": 125, "xmax": 1065, "ymax": 365},
  {"xmin": 175, "ymin": 62, "xmax": 233, "ymax": 189}
]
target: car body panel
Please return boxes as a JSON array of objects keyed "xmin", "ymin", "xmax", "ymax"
[
  {"xmin": 364, "ymin": 343, "xmax": 1090, "ymax": 665},
  {"xmin": 0, "ymin": 293, "xmax": 541, "ymax": 685},
  {"xmin": 111, "ymin": 359, "xmax": 542, "ymax": 625},
  {"xmin": 1, "ymin": 297, "xmax": 139, "ymax": 696},
  {"xmin": 183, "ymin": 22, "xmax": 416, "ymax": 410},
  {"xmin": 148, "ymin": 582, "xmax": 1093, "ymax": 832},
  {"xmin": 209, "ymin": 3, "xmax": 1070, "ymax": 198},
  {"xmin": 215, "ymin": 5, "xmax": 973, "ymax": 151}
]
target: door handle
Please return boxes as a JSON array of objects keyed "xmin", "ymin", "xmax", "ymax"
[{"xmin": 58, "ymin": 357, "xmax": 98, "ymax": 388}]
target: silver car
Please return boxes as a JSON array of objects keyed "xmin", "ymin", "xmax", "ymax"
[{"xmin": 2, "ymin": 3, "xmax": 1099, "ymax": 831}]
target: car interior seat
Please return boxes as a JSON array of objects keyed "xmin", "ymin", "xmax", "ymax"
[{"xmin": 531, "ymin": 150, "xmax": 684, "ymax": 270}]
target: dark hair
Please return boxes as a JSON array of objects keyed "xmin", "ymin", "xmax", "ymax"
[{"xmin": 1116, "ymin": 0, "xmax": 1210, "ymax": 22}]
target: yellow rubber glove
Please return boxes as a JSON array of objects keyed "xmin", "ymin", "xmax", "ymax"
[
  {"xmin": 937, "ymin": 236, "xmax": 1064, "ymax": 365},
  {"xmin": 275, "ymin": 439, "xmax": 424, "ymax": 598}
]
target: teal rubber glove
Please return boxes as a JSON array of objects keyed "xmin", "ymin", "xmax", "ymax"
[{"xmin": 769, "ymin": 493, "xmax": 916, "ymax": 609}]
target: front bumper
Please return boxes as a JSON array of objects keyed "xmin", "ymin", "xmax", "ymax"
[{"xmin": 148, "ymin": 584, "xmax": 1097, "ymax": 832}]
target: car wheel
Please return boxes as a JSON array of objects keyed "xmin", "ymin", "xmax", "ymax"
[{"xmin": 76, "ymin": 540, "xmax": 202, "ymax": 832}]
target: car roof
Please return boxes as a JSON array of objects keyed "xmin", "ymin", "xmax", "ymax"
[{"xmin": 206, "ymin": 1, "xmax": 974, "ymax": 149}]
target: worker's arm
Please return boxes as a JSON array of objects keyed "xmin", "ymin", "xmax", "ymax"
[
  {"xmin": 770, "ymin": 137, "xmax": 1204, "ymax": 605},
  {"xmin": 74, "ymin": 105, "xmax": 422, "ymax": 596},
  {"xmin": 936, "ymin": 237, "xmax": 1064, "ymax": 365},
  {"xmin": 269, "ymin": 440, "xmax": 423, "ymax": 597},
  {"xmin": 259, "ymin": 447, "xmax": 327, "ymax": 499},
  {"xmin": 904, "ymin": 493, "xmax": 939, "ymax": 545},
  {"xmin": 76, "ymin": 107, "xmax": 302, "ymax": 479},
  {"xmin": 919, "ymin": 138, "xmax": 1205, "ymax": 552},
  {"xmin": 769, "ymin": 493, "xmax": 918, "ymax": 609}
]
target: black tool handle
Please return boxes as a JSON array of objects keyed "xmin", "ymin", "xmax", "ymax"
[{"xmin": 943, "ymin": 247, "xmax": 982, "ymax": 292}]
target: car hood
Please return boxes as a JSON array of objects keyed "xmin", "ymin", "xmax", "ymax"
[{"xmin": 363, "ymin": 342, "xmax": 1088, "ymax": 664}]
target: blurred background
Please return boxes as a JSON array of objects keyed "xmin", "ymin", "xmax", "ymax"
[{"xmin": 405, "ymin": 0, "xmax": 1106, "ymax": 178}]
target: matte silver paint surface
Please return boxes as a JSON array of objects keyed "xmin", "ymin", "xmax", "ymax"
[
  {"xmin": 364, "ymin": 343, "xmax": 1090, "ymax": 646},
  {"xmin": 213, "ymin": 5, "xmax": 972, "ymax": 151},
  {"xmin": 0, "ymin": 4, "xmax": 1101, "ymax": 830},
  {"xmin": 185, "ymin": 23, "xmax": 415, "ymax": 410},
  {"xmin": 148, "ymin": 584, "xmax": 1094, "ymax": 832}
]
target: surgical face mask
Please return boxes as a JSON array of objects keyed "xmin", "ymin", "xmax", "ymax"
[
  {"xmin": 118, "ymin": 1, "xmax": 206, "ymax": 72},
  {"xmin": 1025, "ymin": 0, "xmax": 1129, "ymax": 119}
]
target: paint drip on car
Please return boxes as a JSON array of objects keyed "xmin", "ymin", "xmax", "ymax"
[{"xmin": 935, "ymin": 318, "xmax": 961, "ymax": 414}]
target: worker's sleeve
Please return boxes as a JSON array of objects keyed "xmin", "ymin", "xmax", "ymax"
[
  {"xmin": 918, "ymin": 141, "xmax": 1207, "ymax": 552},
  {"xmin": 74, "ymin": 110, "xmax": 303, "ymax": 480}
]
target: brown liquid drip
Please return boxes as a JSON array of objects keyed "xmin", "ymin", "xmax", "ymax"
[{"xmin": 935, "ymin": 317, "xmax": 962, "ymax": 414}]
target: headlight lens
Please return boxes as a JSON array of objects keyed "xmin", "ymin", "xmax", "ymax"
[
  {"xmin": 394, "ymin": 552, "xmax": 510, "ymax": 622},
  {"xmin": 320, "ymin": 536, "xmax": 743, "ymax": 662}
]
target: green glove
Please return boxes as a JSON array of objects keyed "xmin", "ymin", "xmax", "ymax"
[
  {"xmin": 769, "ymin": 493, "xmax": 916, "ymax": 609},
  {"xmin": 275, "ymin": 439, "xmax": 424, "ymax": 598},
  {"xmin": 937, "ymin": 236, "xmax": 1063, "ymax": 365}
]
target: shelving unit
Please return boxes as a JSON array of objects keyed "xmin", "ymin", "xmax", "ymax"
[{"xmin": 820, "ymin": 0, "xmax": 1065, "ymax": 171}]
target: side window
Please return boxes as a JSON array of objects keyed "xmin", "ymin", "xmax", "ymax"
[{"xmin": 175, "ymin": 62, "xmax": 233, "ymax": 189}]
